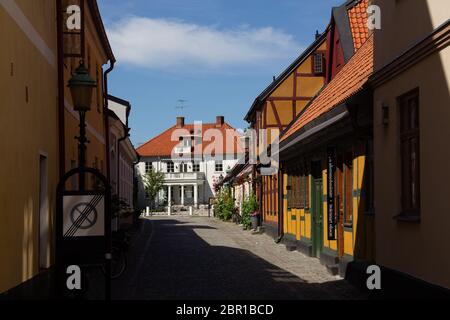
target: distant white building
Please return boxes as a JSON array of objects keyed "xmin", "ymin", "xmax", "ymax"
[
  {"xmin": 136, "ymin": 116, "xmax": 243, "ymax": 211},
  {"xmin": 108, "ymin": 95, "xmax": 138, "ymax": 210}
]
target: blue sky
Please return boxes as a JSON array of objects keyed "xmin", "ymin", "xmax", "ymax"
[{"xmin": 98, "ymin": 0, "xmax": 343, "ymax": 146}]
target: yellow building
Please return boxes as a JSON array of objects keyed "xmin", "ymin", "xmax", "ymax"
[
  {"xmin": 61, "ymin": 0, "xmax": 115, "ymax": 190},
  {"xmin": 244, "ymin": 32, "xmax": 328, "ymax": 238},
  {"xmin": 0, "ymin": 0, "xmax": 115, "ymax": 294},
  {"xmin": 371, "ymin": 0, "xmax": 450, "ymax": 293},
  {"xmin": 0, "ymin": 0, "xmax": 59, "ymax": 293},
  {"xmin": 279, "ymin": 0, "xmax": 374, "ymax": 277}
]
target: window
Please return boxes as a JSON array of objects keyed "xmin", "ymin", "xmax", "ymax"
[
  {"xmin": 287, "ymin": 174, "xmax": 309, "ymax": 209},
  {"xmin": 180, "ymin": 162, "xmax": 188, "ymax": 173},
  {"xmin": 215, "ymin": 161, "xmax": 223, "ymax": 172},
  {"xmin": 313, "ymin": 53, "xmax": 324, "ymax": 74},
  {"xmin": 167, "ymin": 161, "xmax": 174, "ymax": 173},
  {"xmin": 193, "ymin": 162, "xmax": 200, "ymax": 172},
  {"xmin": 399, "ymin": 89, "xmax": 420, "ymax": 216},
  {"xmin": 145, "ymin": 162, "xmax": 153, "ymax": 173}
]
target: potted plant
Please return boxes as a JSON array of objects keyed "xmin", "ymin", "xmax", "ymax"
[{"xmin": 250, "ymin": 211, "xmax": 260, "ymax": 231}]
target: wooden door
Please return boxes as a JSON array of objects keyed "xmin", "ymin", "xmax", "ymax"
[{"xmin": 312, "ymin": 177, "xmax": 323, "ymax": 258}]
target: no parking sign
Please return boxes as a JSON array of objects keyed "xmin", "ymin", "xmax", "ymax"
[{"xmin": 63, "ymin": 194, "xmax": 105, "ymax": 237}]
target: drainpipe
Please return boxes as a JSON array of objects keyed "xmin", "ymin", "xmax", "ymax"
[
  {"xmin": 117, "ymin": 126, "xmax": 130, "ymax": 201},
  {"xmin": 275, "ymin": 168, "xmax": 284, "ymax": 243},
  {"xmin": 56, "ymin": 0, "xmax": 65, "ymax": 179},
  {"xmin": 103, "ymin": 60, "xmax": 115, "ymax": 184}
]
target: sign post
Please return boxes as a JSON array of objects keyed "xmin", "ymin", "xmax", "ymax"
[{"xmin": 56, "ymin": 166, "xmax": 111, "ymax": 299}]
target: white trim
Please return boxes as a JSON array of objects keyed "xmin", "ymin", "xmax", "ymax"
[
  {"xmin": 0, "ymin": 0, "xmax": 56, "ymax": 68},
  {"xmin": 64, "ymin": 99, "xmax": 106, "ymax": 145}
]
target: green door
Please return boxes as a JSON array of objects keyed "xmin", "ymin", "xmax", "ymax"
[{"xmin": 312, "ymin": 178, "xmax": 323, "ymax": 258}]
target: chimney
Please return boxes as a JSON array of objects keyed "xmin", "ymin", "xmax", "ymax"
[
  {"xmin": 176, "ymin": 116, "xmax": 185, "ymax": 128},
  {"xmin": 216, "ymin": 116, "xmax": 224, "ymax": 128},
  {"xmin": 315, "ymin": 30, "xmax": 320, "ymax": 40}
]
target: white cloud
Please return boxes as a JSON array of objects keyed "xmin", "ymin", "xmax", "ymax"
[{"xmin": 107, "ymin": 16, "xmax": 302, "ymax": 70}]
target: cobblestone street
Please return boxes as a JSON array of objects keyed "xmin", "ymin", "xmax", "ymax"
[{"xmin": 112, "ymin": 216, "xmax": 366, "ymax": 300}]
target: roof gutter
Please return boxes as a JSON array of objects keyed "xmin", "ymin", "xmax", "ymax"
[{"xmin": 277, "ymin": 108, "xmax": 349, "ymax": 157}]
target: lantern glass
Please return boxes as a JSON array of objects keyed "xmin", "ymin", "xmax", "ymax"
[
  {"xmin": 68, "ymin": 62, "xmax": 96, "ymax": 112},
  {"xmin": 70, "ymin": 84, "xmax": 94, "ymax": 112}
]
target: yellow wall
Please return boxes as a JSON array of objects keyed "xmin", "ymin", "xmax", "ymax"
[
  {"xmin": 0, "ymin": 0, "xmax": 113, "ymax": 293},
  {"xmin": 374, "ymin": 46, "xmax": 450, "ymax": 289},
  {"xmin": 0, "ymin": 0, "xmax": 58, "ymax": 293}
]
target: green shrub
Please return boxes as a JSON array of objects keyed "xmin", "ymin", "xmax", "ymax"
[
  {"xmin": 214, "ymin": 187, "xmax": 235, "ymax": 221},
  {"xmin": 241, "ymin": 192, "xmax": 258, "ymax": 230}
]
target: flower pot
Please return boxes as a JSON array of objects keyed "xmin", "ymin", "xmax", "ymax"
[{"xmin": 251, "ymin": 215, "xmax": 259, "ymax": 230}]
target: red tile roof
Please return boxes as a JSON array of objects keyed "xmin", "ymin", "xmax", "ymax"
[
  {"xmin": 281, "ymin": 35, "xmax": 373, "ymax": 142},
  {"xmin": 348, "ymin": 0, "xmax": 369, "ymax": 51},
  {"xmin": 137, "ymin": 122, "xmax": 243, "ymax": 157}
]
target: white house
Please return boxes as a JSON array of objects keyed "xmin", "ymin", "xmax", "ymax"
[
  {"xmin": 136, "ymin": 116, "xmax": 243, "ymax": 213},
  {"xmin": 108, "ymin": 95, "xmax": 139, "ymax": 214}
]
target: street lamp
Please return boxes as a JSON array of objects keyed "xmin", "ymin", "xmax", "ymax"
[
  {"xmin": 68, "ymin": 61, "xmax": 97, "ymax": 189},
  {"xmin": 68, "ymin": 62, "xmax": 96, "ymax": 112}
]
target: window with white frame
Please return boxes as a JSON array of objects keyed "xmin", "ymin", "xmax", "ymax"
[
  {"xmin": 145, "ymin": 162, "xmax": 153, "ymax": 173},
  {"xmin": 215, "ymin": 160, "xmax": 223, "ymax": 172},
  {"xmin": 193, "ymin": 162, "xmax": 200, "ymax": 172},
  {"xmin": 167, "ymin": 161, "xmax": 175, "ymax": 173}
]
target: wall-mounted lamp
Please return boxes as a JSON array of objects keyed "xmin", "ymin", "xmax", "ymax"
[{"xmin": 382, "ymin": 104, "xmax": 389, "ymax": 126}]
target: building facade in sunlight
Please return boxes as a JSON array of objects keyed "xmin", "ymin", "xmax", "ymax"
[
  {"xmin": 244, "ymin": 29, "xmax": 328, "ymax": 238},
  {"xmin": 371, "ymin": 0, "xmax": 450, "ymax": 290},
  {"xmin": 0, "ymin": 0, "xmax": 59, "ymax": 293},
  {"xmin": 279, "ymin": 0, "xmax": 375, "ymax": 277},
  {"xmin": 136, "ymin": 116, "xmax": 242, "ymax": 213},
  {"xmin": 0, "ymin": 0, "xmax": 117, "ymax": 294},
  {"xmin": 107, "ymin": 95, "xmax": 138, "ymax": 229}
]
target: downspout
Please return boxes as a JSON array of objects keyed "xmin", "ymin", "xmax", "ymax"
[
  {"xmin": 275, "ymin": 168, "xmax": 284, "ymax": 243},
  {"xmin": 117, "ymin": 126, "xmax": 130, "ymax": 201},
  {"xmin": 56, "ymin": 0, "xmax": 65, "ymax": 179},
  {"xmin": 103, "ymin": 60, "xmax": 115, "ymax": 184}
]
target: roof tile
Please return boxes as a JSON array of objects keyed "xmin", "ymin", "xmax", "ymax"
[{"xmin": 137, "ymin": 122, "xmax": 243, "ymax": 157}]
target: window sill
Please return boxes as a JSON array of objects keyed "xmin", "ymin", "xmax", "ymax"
[
  {"xmin": 393, "ymin": 213, "xmax": 421, "ymax": 223},
  {"xmin": 343, "ymin": 222, "xmax": 353, "ymax": 228}
]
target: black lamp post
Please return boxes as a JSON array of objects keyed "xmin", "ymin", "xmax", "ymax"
[{"xmin": 68, "ymin": 62, "xmax": 97, "ymax": 190}]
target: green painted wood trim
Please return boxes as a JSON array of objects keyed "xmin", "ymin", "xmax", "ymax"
[
  {"xmin": 300, "ymin": 236, "xmax": 311, "ymax": 243},
  {"xmin": 284, "ymin": 233, "xmax": 296, "ymax": 240},
  {"xmin": 322, "ymin": 246, "xmax": 338, "ymax": 255}
]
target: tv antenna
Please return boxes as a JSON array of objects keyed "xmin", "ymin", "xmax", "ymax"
[{"xmin": 175, "ymin": 99, "xmax": 189, "ymax": 115}]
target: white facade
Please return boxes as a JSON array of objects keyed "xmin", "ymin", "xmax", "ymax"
[
  {"xmin": 136, "ymin": 157, "xmax": 238, "ymax": 210},
  {"xmin": 108, "ymin": 97, "xmax": 138, "ymax": 208}
]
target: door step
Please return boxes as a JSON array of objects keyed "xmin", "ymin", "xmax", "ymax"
[{"xmin": 326, "ymin": 264, "xmax": 340, "ymax": 276}]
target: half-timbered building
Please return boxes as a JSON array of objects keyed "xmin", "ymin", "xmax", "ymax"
[
  {"xmin": 244, "ymin": 31, "xmax": 328, "ymax": 238},
  {"xmin": 278, "ymin": 0, "xmax": 374, "ymax": 277}
]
